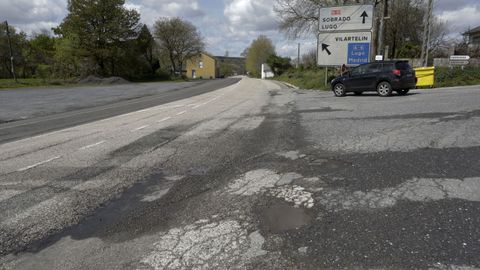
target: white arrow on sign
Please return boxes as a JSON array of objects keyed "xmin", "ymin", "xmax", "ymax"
[
  {"xmin": 319, "ymin": 5, "xmax": 374, "ymax": 32},
  {"xmin": 317, "ymin": 31, "xmax": 372, "ymax": 67},
  {"xmin": 450, "ymin": 60, "xmax": 470, "ymax": 66},
  {"xmin": 450, "ymin": 55, "xmax": 470, "ymax": 61}
]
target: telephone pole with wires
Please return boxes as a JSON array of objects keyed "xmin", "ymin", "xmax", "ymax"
[
  {"xmin": 377, "ymin": 0, "xmax": 390, "ymax": 57},
  {"xmin": 420, "ymin": 0, "xmax": 434, "ymax": 67},
  {"xmin": 4, "ymin": 21, "xmax": 17, "ymax": 82}
]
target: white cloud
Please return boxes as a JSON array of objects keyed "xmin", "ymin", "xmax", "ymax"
[
  {"xmin": 224, "ymin": 0, "xmax": 278, "ymax": 37},
  {"xmin": 0, "ymin": 0, "xmax": 67, "ymax": 35},
  {"xmin": 437, "ymin": 5, "xmax": 480, "ymax": 34},
  {"xmin": 127, "ymin": 0, "xmax": 205, "ymax": 26}
]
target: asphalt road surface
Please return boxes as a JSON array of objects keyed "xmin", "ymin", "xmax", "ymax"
[
  {"xmin": 1, "ymin": 78, "xmax": 480, "ymax": 270},
  {"xmin": 0, "ymin": 79, "xmax": 239, "ymax": 143}
]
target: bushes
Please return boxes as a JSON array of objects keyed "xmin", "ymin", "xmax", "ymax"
[
  {"xmin": 275, "ymin": 68, "xmax": 337, "ymax": 90},
  {"xmin": 435, "ymin": 67, "xmax": 480, "ymax": 88}
]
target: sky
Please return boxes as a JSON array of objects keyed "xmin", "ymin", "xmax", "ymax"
[{"xmin": 0, "ymin": 0, "xmax": 479, "ymax": 58}]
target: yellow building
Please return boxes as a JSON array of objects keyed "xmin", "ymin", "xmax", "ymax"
[{"xmin": 185, "ymin": 53, "xmax": 217, "ymax": 79}]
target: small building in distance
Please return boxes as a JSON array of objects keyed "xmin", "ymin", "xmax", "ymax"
[
  {"xmin": 185, "ymin": 53, "xmax": 217, "ymax": 79},
  {"xmin": 185, "ymin": 53, "xmax": 246, "ymax": 79},
  {"xmin": 261, "ymin": 64, "xmax": 274, "ymax": 79},
  {"xmin": 464, "ymin": 26, "xmax": 480, "ymax": 47}
]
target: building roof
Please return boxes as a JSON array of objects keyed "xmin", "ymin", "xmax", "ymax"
[
  {"xmin": 214, "ymin": 56, "xmax": 245, "ymax": 61},
  {"xmin": 464, "ymin": 26, "xmax": 480, "ymax": 35}
]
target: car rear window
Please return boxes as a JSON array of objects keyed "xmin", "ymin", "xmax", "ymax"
[{"xmin": 395, "ymin": 62, "xmax": 411, "ymax": 70}]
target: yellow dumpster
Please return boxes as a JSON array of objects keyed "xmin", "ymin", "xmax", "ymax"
[{"xmin": 414, "ymin": 66, "xmax": 435, "ymax": 88}]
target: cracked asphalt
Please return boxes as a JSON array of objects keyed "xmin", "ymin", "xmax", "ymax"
[{"xmin": 1, "ymin": 78, "xmax": 480, "ymax": 269}]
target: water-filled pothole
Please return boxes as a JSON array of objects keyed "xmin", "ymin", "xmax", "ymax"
[{"xmin": 259, "ymin": 200, "xmax": 312, "ymax": 233}]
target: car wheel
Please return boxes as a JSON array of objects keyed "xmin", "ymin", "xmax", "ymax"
[
  {"xmin": 397, "ymin": 89, "xmax": 409, "ymax": 95},
  {"xmin": 354, "ymin": 91, "xmax": 362, "ymax": 96},
  {"xmin": 333, "ymin": 83, "xmax": 346, "ymax": 97},
  {"xmin": 377, "ymin": 82, "xmax": 393, "ymax": 97}
]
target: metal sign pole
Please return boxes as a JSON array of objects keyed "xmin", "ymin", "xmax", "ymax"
[{"xmin": 325, "ymin": 67, "xmax": 328, "ymax": 87}]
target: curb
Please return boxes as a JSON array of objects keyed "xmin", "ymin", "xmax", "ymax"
[{"xmin": 278, "ymin": 81, "xmax": 299, "ymax": 90}]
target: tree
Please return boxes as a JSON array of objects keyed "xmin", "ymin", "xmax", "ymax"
[
  {"xmin": 0, "ymin": 23, "xmax": 28, "ymax": 79},
  {"xmin": 54, "ymin": 0, "xmax": 142, "ymax": 76},
  {"xmin": 266, "ymin": 54, "xmax": 292, "ymax": 76},
  {"xmin": 26, "ymin": 33, "xmax": 56, "ymax": 78},
  {"xmin": 154, "ymin": 17, "xmax": 205, "ymax": 76},
  {"xmin": 136, "ymin": 25, "xmax": 159, "ymax": 75},
  {"xmin": 245, "ymin": 35, "xmax": 276, "ymax": 78}
]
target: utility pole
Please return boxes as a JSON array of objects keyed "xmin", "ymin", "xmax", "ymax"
[
  {"xmin": 377, "ymin": 0, "xmax": 389, "ymax": 57},
  {"xmin": 420, "ymin": 0, "xmax": 434, "ymax": 67},
  {"xmin": 297, "ymin": 43, "xmax": 300, "ymax": 69},
  {"xmin": 4, "ymin": 21, "xmax": 17, "ymax": 82}
]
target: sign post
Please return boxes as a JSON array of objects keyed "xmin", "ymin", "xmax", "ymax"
[
  {"xmin": 318, "ymin": 31, "xmax": 372, "ymax": 66},
  {"xmin": 449, "ymin": 55, "xmax": 470, "ymax": 69},
  {"xmin": 319, "ymin": 5, "xmax": 374, "ymax": 32},
  {"xmin": 317, "ymin": 4, "xmax": 374, "ymax": 68}
]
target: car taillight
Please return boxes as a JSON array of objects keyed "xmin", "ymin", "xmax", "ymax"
[{"xmin": 392, "ymin": 69, "xmax": 401, "ymax": 76}]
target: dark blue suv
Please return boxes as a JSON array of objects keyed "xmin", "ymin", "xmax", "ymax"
[{"xmin": 331, "ymin": 61, "xmax": 417, "ymax": 97}]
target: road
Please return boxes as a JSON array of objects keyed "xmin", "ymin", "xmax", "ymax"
[
  {"xmin": 1, "ymin": 78, "xmax": 480, "ymax": 269},
  {"xmin": 0, "ymin": 79, "xmax": 240, "ymax": 143}
]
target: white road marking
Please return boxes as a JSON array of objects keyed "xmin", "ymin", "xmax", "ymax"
[
  {"xmin": 132, "ymin": 125, "xmax": 150, "ymax": 132},
  {"xmin": 176, "ymin": 111, "xmax": 187, "ymax": 116},
  {"xmin": 166, "ymin": 105, "xmax": 185, "ymax": 109},
  {"xmin": 137, "ymin": 109, "xmax": 151, "ymax": 113},
  {"xmin": 192, "ymin": 97, "xmax": 219, "ymax": 109},
  {"xmin": 79, "ymin": 140, "xmax": 106, "ymax": 150},
  {"xmin": 18, "ymin": 156, "xmax": 62, "ymax": 172},
  {"xmin": 158, "ymin": 117, "xmax": 172, "ymax": 123}
]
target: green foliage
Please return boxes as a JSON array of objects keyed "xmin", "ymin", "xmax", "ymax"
[
  {"xmin": 0, "ymin": 78, "xmax": 76, "ymax": 89},
  {"xmin": 266, "ymin": 54, "xmax": 292, "ymax": 76},
  {"xmin": 275, "ymin": 68, "xmax": 331, "ymax": 91},
  {"xmin": 219, "ymin": 62, "xmax": 234, "ymax": 77},
  {"xmin": 54, "ymin": 0, "xmax": 142, "ymax": 77},
  {"xmin": 245, "ymin": 35, "xmax": 275, "ymax": 78},
  {"xmin": 397, "ymin": 43, "xmax": 422, "ymax": 58},
  {"xmin": 53, "ymin": 37, "xmax": 81, "ymax": 79},
  {"xmin": 1, "ymin": 5, "xmax": 206, "ymax": 83},
  {"xmin": 0, "ymin": 23, "xmax": 28, "ymax": 78},
  {"xmin": 36, "ymin": 64, "xmax": 52, "ymax": 82},
  {"xmin": 137, "ymin": 25, "xmax": 159, "ymax": 75},
  {"xmin": 217, "ymin": 57, "xmax": 246, "ymax": 77},
  {"xmin": 435, "ymin": 67, "xmax": 480, "ymax": 88}
]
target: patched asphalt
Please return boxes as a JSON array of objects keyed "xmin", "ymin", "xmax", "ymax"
[{"xmin": 1, "ymin": 79, "xmax": 480, "ymax": 269}]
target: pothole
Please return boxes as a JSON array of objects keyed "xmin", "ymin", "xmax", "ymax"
[{"xmin": 259, "ymin": 201, "xmax": 312, "ymax": 233}]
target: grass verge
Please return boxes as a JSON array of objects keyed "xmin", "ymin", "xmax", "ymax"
[
  {"xmin": 435, "ymin": 67, "xmax": 480, "ymax": 88},
  {"xmin": 275, "ymin": 68, "xmax": 335, "ymax": 91},
  {"xmin": 0, "ymin": 78, "xmax": 76, "ymax": 90}
]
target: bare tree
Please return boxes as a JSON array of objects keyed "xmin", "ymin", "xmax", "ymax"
[
  {"xmin": 302, "ymin": 48, "xmax": 318, "ymax": 68},
  {"xmin": 154, "ymin": 17, "xmax": 204, "ymax": 75}
]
